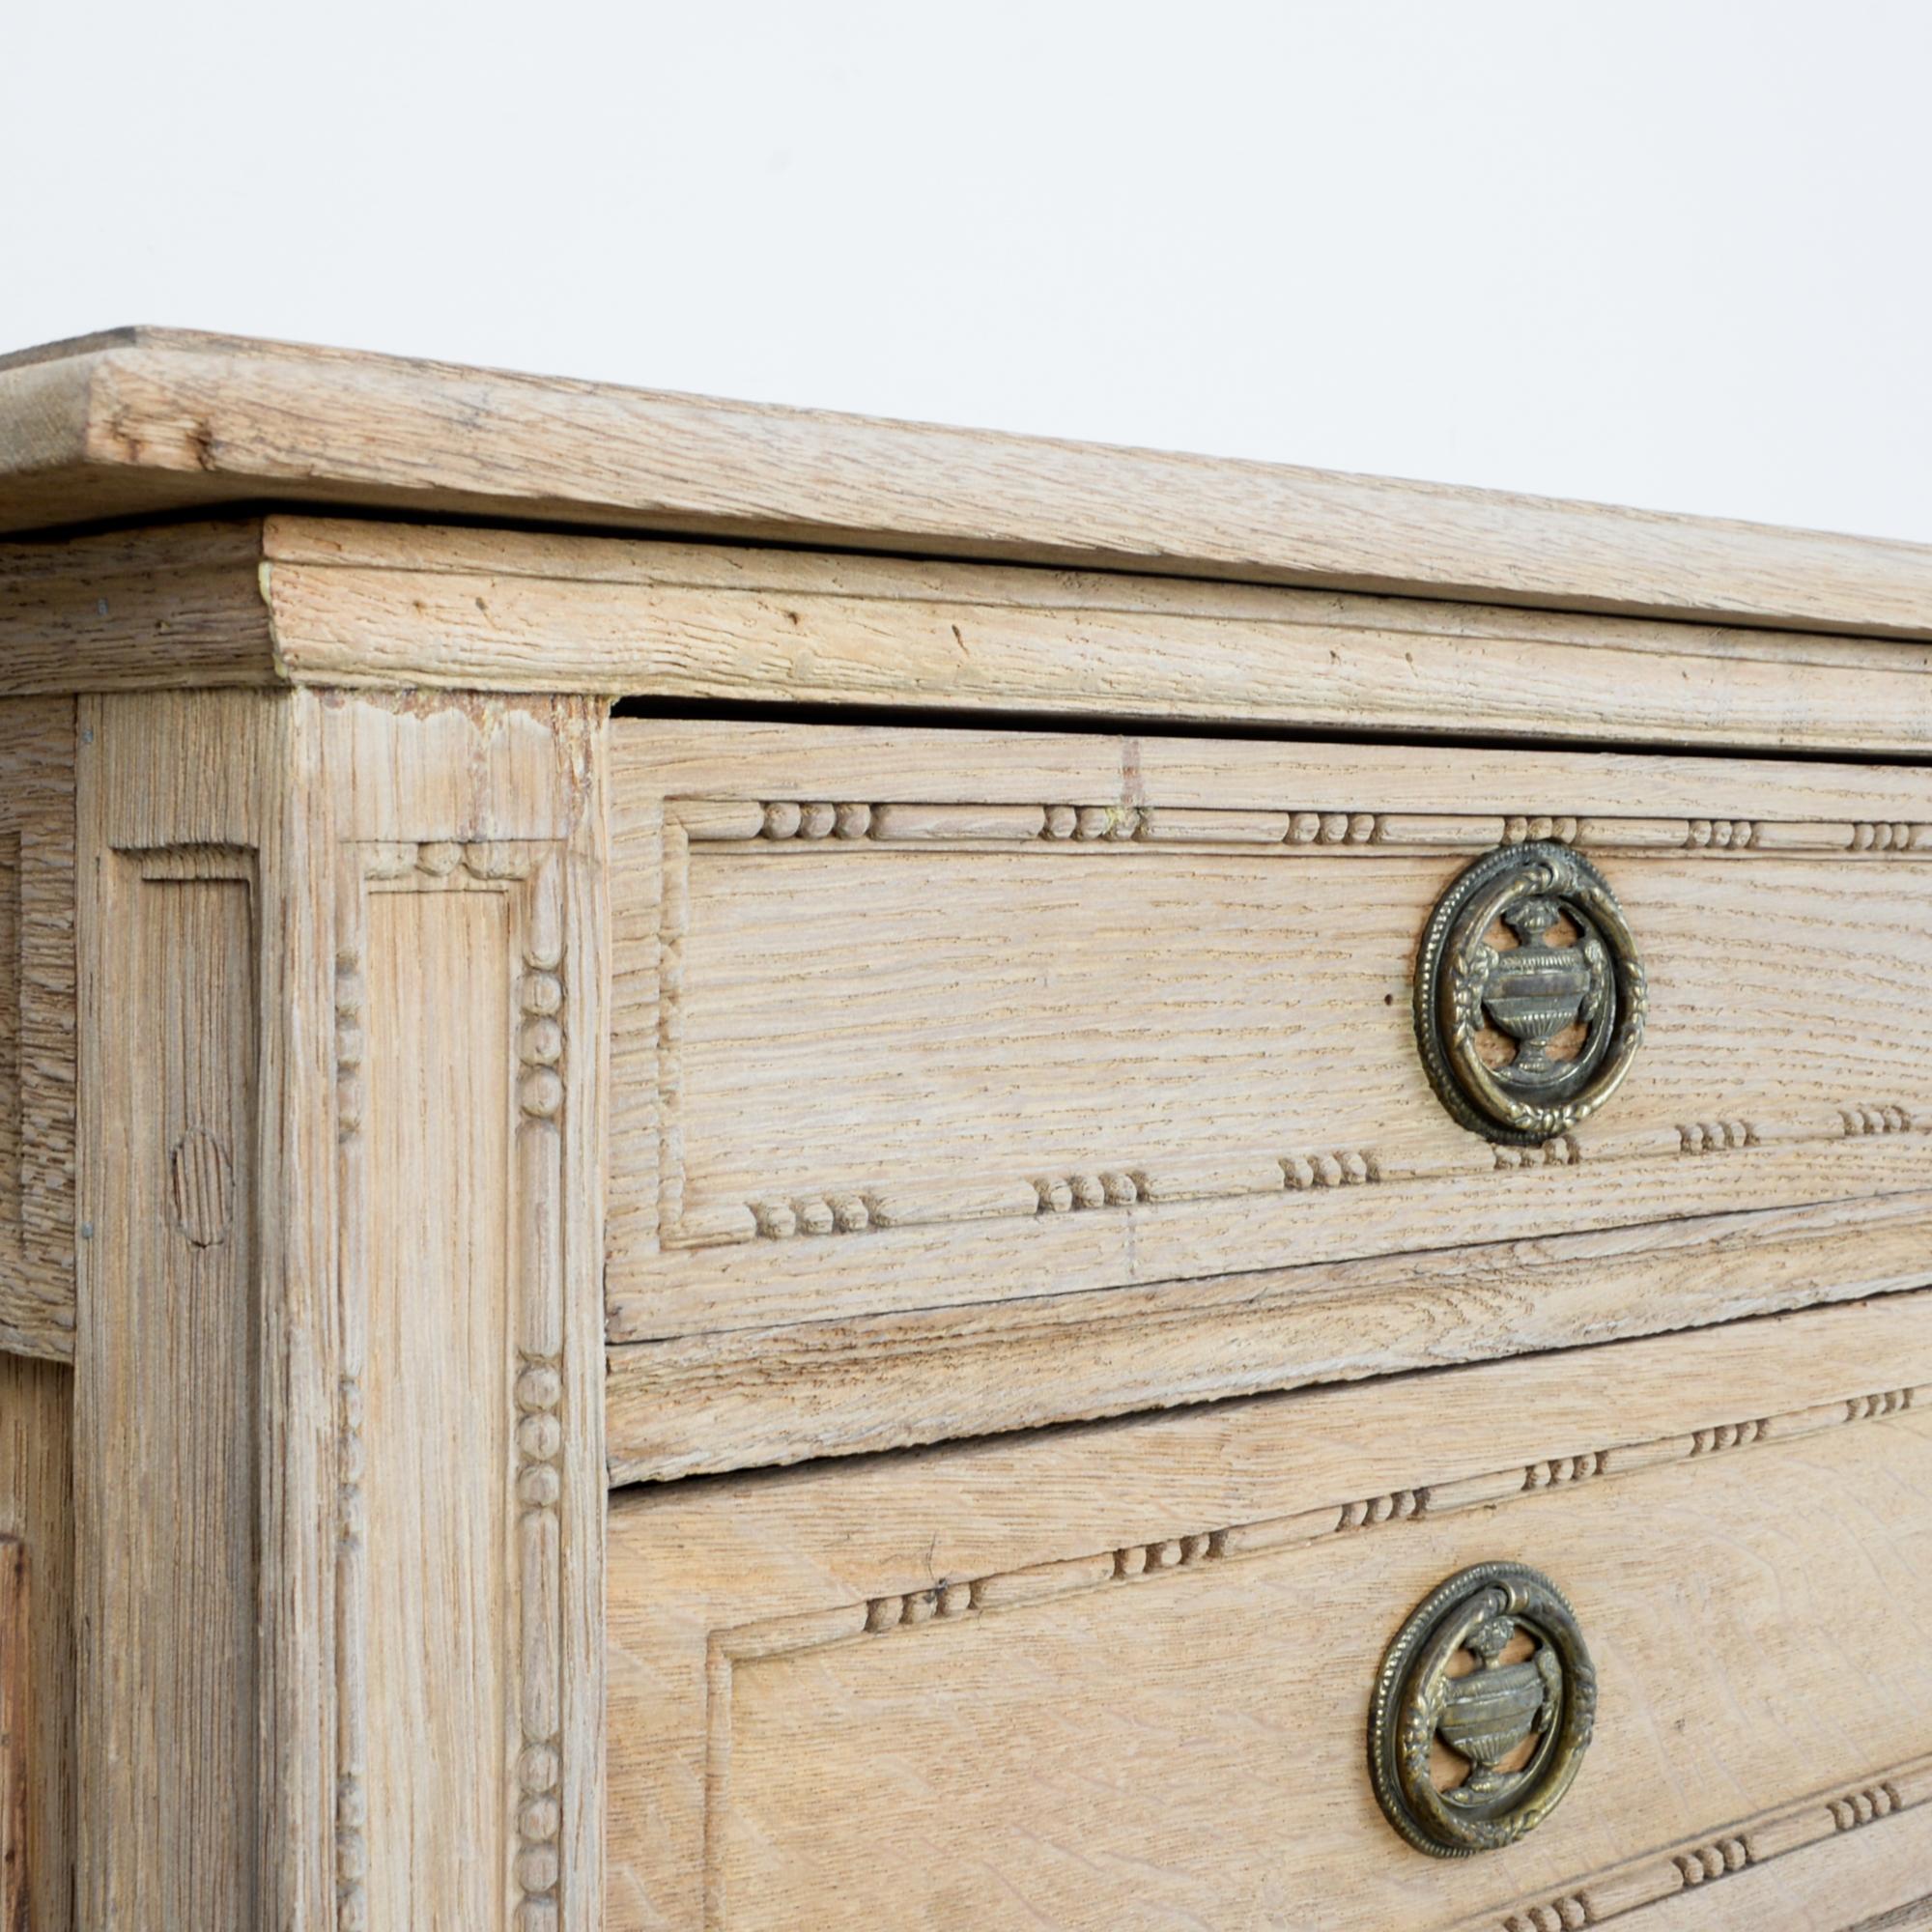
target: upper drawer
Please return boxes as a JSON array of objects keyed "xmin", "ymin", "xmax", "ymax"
[{"xmin": 607, "ymin": 723, "xmax": 1932, "ymax": 1471}]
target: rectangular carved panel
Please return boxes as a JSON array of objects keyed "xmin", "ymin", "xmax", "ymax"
[
  {"xmin": 616, "ymin": 750, "xmax": 1932, "ymax": 1342},
  {"xmin": 360, "ymin": 887, "xmax": 514, "ymax": 1929},
  {"xmin": 606, "ymin": 1293, "xmax": 1932, "ymax": 1931},
  {"xmin": 337, "ymin": 835, "xmax": 585, "ymax": 1932},
  {"xmin": 82, "ymin": 851, "xmax": 259, "ymax": 1927},
  {"xmin": 657, "ymin": 840, "xmax": 1928, "ymax": 1236}
]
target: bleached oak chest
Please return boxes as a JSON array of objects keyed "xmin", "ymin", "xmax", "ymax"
[{"xmin": 2, "ymin": 328, "xmax": 1931, "ymax": 1931}]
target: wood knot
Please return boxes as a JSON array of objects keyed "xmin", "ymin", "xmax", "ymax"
[{"xmin": 170, "ymin": 1127, "xmax": 234, "ymax": 1247}]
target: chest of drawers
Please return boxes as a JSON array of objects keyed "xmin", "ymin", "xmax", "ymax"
[{"xmin": 2, "ymin": 328, "xmax": 1931, "ymax": 1930}]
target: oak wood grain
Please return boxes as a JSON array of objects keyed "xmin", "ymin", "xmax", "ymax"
[
  {"xmin": 1468, "ymin": 1793, "xmax": 1932, "ymax": 1932},
  {"xmin": 1841, "ymin": 1897, "xmax": 1932, "ymax": 1932},
  {"xmin": 363, "ymin": 889, "xmax": 514, "ymax": 1926},
  {"xmin": 0, "ymin": 701, "xmax": 75, "ymax": 1362},
  {"xmin": 605, "ymin": 1189, "xmax": 1932, "ymax": 1481},
  {"xmin": 10, "ymin": 330, "xmax": 1932, "ymax": 642},
  {"xmin": 71, "ymin": 689, "xmax": 610, "ymax": 1929},
  {"xmin": 255, "ymin": 516, "xmax": 1932, "ymax": 751},
  {"xmin": 77, "ymin": 718, "xmax": 269, "ymax": 1929},
  {"xmin": 0, "ymin": 523, "xmax": 279, "ymax": 695},
  {"xmin": 0, "ymin": 1354, "xmax": 71, "ymax": 1932},
  {"xmin": 321, "ymin": 694, "xmax": 611, "ymax": 1932},
  {"xmin": 0, "ymin": 1536, "xmax": 22, "ymax": 1932},
  {"xmin": 607, "ymin": 722, "xmax": 1932, "ymax": 1363},
  {"xmin": 606, "ymin": 1292, "xmax": 1932, "ymax": 1931},
  {"xmin": 78, "ymin": 688, "xmax": 346, "ymax": 1928},
  {"xmin": 16, "ymin": 515, "xmax": 1932, "ymax": 753},
  {"xmin": 7, "ymin": 337, "xmax": 1930, "ymax": 1927}
]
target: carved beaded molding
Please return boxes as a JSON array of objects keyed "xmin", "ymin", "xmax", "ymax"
[
  {"xmin": 717, "ymin": 799, "xmax": 1932, "ymax": 856},
  {"xmin": 332, "ymin": 838, "xmax": 572, "ymax": 1932},
  {"xmin": 711, "ymin": 1379, "xmax": 1924, "ymax": 1662},
  {"xmin": 655, "ymin": 797, "xmax": 1932, "ymax": 1253},
  {"xmin": 1469, "ymin": 1762, "xmax": 1930, "ymax": 1932},
  {"xmin": 700, "ymin": 1382, "xmax": 1928, "ymax": 1926}
]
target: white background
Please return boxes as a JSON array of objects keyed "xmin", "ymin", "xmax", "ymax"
[{"xmin": 5, "ymin": 2, "xmax": 1929, "ymax": 538}]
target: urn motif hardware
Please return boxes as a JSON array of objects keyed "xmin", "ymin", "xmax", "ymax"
[
  {"xmin": 1369, "ymin": 1560, "xmax": 1598, "ymax": 1858},
  {"xmin": 1413, "ymin": 841, "xmax": 1648, "ymax": 1144}
]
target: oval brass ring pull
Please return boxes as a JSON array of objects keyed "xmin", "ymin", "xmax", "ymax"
[
  {"xmin": 1414, "ymin": 841, "xmax": 1647, "ymax": 1144},
  {"xmin": 1369, "ymin": 1561, "xmax": 1598, "ymax": 1857}
]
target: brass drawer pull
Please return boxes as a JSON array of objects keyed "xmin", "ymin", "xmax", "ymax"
[
  {"xmin": 1370, "ymin": 1560, "xmax": 1597, "ymax": 1857},
  {"xmin": 1414, "ymin": 841, "xmax": 1648, "ymax": 1144}
]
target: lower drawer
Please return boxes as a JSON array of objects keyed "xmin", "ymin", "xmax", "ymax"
[{"xmin": 608, "ymin": 1291, "xmax": 1932, "ymax": 1931}]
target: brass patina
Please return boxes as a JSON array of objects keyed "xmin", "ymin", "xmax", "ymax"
[
  {"xmin": 1369, "ymin": 1560, "xmax": 1598, "ymax": 1857},
  {"xmin": 1414, "ymin": 840, "xmax": 1647, "ymax": 1144}
]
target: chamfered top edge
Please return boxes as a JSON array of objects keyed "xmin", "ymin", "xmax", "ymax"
[{"xmin": 4, "ymin": 325, "xmax": 1932, "ymax": 640}]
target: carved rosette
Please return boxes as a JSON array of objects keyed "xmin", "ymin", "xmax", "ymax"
[{"xmin": 1414, "ymin": 841, "xmax": 1648, "ymax": 1144}]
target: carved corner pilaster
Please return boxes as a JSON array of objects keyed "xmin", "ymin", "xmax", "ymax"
[{"xmin": 330, "ymin": 787, "xmax": 602, "ymax": 1932}]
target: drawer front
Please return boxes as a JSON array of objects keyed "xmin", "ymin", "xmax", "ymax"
[
  {"xmin": 607, "ymin": 1293, "xmax": 1932, "ymax": 1931},
  {"xmin": 607, "ymin": 720, "xmax": 1932, "ymax": 1475}
]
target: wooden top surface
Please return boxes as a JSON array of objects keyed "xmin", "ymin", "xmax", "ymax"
[{"xmin": 6, "ymin": 326, "xmax": 1932, "ymax": 639}]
